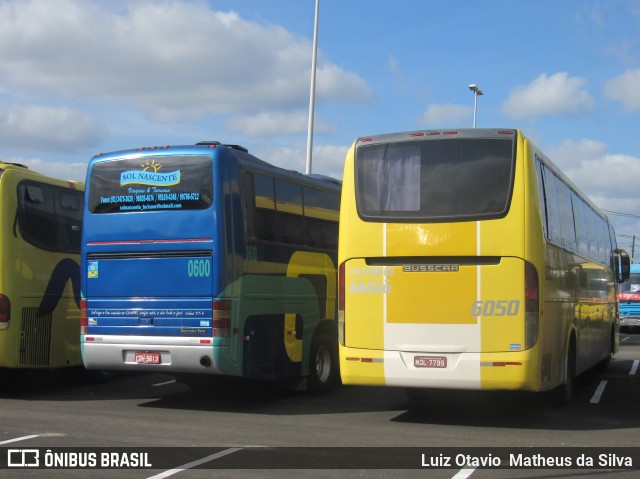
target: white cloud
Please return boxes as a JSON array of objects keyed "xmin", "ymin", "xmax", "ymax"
[
  {"xmin": 547, "ymin": 138, "xmax": 640, "ymax": 236},
  {"xmin": 257, "ymin": 142, "xmax": 348, "ymax": 180},
  {"xmin": 0, "ymin": 104, "xmax": 108, "ymax": 151},
  {"xmin": 417, "ymin": 103, "xmax": 472, "ymax": 127},
  {"xmin": 604, "ymin": 69, "xmax": 640, "ymax": 111},
  {"xmin": 0, "ymin": 0, "xmax": 371, "ymax": 124},
  {"xmin": 225, "ymin": 110, "xmax": 332, "ymax": 137},
  {"xmin": 501, "ymin": 72, "xmax": 594, "ymax": 119},
  {"xmin": 547, "ymin": 138, "xmax": 608, "ymax": 170},
  {"xmin": 7, "ymin": 157, "xmax": 88, "ymax": 182}
]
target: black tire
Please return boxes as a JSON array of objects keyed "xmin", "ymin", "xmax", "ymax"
[
  {"xmin": 306, "ymin": 331, "xmax": 338, "ymax": 394},
  {"xmin": 553, "ymin": 341, "xmax": 576, "ymax": 406}
]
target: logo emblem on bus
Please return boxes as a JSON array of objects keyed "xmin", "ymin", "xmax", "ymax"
[
  {"xmin": 402, "ymin": 264, "xmax": 459, "ymax": 273},
  {"xmin": 119, "ymin": 160, "xmax": 181, "ymax": 187}
]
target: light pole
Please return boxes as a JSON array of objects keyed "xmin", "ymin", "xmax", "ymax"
[
  {"xmin": 468, "ymin": 83, "xmax": 483, "ymax": 128},
  {"xmin": 305, "ymin": 0, "xmax": 320, "ymax": 175}
]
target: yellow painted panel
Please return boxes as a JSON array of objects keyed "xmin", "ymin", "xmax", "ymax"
[
  {"xmin": 385, "ymin": 265, "xmax": 478, "ymax": 324},
  {"xmin": 385, "ymin": 221, "xmax": 478, "ymax": 256},
  {"xmin": 479, "ymin": 258, "xmax": 526, "ymax": 352},
  {"xmin": 343, "ymin": 259, "xmax": 385, "ymax": 350}
]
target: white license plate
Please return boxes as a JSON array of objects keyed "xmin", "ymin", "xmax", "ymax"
[
  {"xmin": 414, "ymin": 355, "xmax": 447, "ymax": 368},
  {"xmin": 134, "ymin": 352, "xmax": 161, "ymax": 364}
]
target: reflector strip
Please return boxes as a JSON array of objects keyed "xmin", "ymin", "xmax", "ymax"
[
  {"xmin": 344, "ymin": 357, "xmax": 384, "ymax": 363},
  {"xmin": 88, "ymin": 238, "xmax": 212, "ymax": 245},
  {"xmin": 480, "ymin": 362, "xmax": 523, "ymax": 367}
]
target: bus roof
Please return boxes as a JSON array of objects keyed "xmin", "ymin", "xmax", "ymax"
[
  {"xmin": 90, "ymin": 142, "xmax": 341, "ymax": 191},
  {"xmin": 355, "ymin": 128, "xmax": 517, "ymax": 145},
  {"xmin": 352, "ymin": 128, "xmax": 608, "ymax": 223}
]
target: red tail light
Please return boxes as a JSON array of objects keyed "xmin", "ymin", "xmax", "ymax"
[
  {"xmin": 338, "ymin": 263, "xmax": 345, "ymax": 312},
  {"xmin": 0, "ymin": 294, "xmax": 10, "ymax": 324},
  {"xmin": 213, "ymin": 300, "xmax": 231, "ymax": 338},
  {"xmin": 524, "ymin": 261, "xmax": 539, "ymax": 349},
  {"xmin": 338, "ymin": 263, "xmax": 345, "ymax": 345},
  {"xmin": 80, "ymin": 299, "xmax": 87, "ymax": 335}
]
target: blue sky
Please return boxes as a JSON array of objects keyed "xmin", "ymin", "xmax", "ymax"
[{"xmin": 2, "ymin": 0, "xmax": 640, "ymax": 251}]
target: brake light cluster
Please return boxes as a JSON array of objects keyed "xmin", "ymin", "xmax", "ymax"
[
  {"xmin": 80, "ymin": 299, "xmax": 87, "ymax": 335},
  {"xmin": 524, "ymin": 261, "xmax": 540, "ymax": 349},
  {"xmin": 0, "ymin": 294, "xmax": 10, "ymax": 329},
  {"xmin": 338, "ymin": 263, "xmax": 345, "ymax": 345},
  {"xmin": 212, "ymin": 300, "xmax": 231, "ymax": 338}
]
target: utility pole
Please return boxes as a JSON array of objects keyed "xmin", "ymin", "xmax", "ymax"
[{"xmin": 305, "ymin": 0, "xmax": 320, "ymax": 175}]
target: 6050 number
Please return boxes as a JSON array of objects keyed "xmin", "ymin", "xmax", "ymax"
[{"xmin": 470, "ymin": 300, "xmax": 520, "ymax": 317}]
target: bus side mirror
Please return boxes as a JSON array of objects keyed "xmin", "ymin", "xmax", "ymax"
[{"xmin": 615, "ymin": 249, "xmax": 630, "ymax": 283}]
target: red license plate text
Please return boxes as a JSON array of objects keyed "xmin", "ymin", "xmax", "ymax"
[
  {"xmin": 135, "ymin": 352, "xmax": 161, "ymax": 364},
  {"xmin": 414, "ymin": 355, "xmax": 447, "ymax": 368}
]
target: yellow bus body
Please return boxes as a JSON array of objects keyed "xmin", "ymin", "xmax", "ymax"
[
  {"xmin": 338, "ymin": 129, "xmax": 619, "ymax": 395},
  {"xmin": 0, "ymin": 162, "xmax": 84, "ymax": 371}
]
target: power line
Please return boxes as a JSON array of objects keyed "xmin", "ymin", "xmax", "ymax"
[{"xmin": 603, "ymin": 209, "xmax": 640, "ymax": 219}]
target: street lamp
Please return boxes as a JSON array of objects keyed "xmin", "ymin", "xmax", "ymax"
[
  {"xmin": 468, "ymin": 83, "xmax": 483, "ymax": 128},
  {"xmin": 305, "ymin": 0, "xmax": 320, "ymax": 175}
]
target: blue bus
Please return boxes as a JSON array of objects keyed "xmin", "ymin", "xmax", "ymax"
[
  {"xmin": 81, "ymin": 141, "xmax": 341, "ymax": 393},
  {"xmin": 619, "ymin": 263, "xmax": 640, "ymax": 333}
]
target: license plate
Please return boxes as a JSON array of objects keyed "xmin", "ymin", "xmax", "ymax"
[
  {"xmin": 135, "ymin": 352, "xmax": 161, "ymax": 364},
  {"xmin": 414, "ymin": 355, "xmax": 447, "ymax": 368}
]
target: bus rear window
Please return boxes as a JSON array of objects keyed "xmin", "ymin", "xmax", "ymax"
[
  {"xmin": 355, "ymin": 138, "xmax": 515, "ymax": 222},
  {"xmin": 88, "ymin": 155, "xmax": 213, "ymax": 213}
]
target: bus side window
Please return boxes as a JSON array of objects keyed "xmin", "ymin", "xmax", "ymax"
[
  {"xmin": 534, "ymin": 158, "xmax": 548, "ymax": 239},
  {"xmin": 18, "ymin": 182, "xmax": 56, "ymax": 252},
  {"xmin": 17, "ymin": 181, "xmax": 82, "ymax": 254},
  {"xmin": 275, "ymin": 179, "xmax": 304, "ymax": 245},
  {"xmin": 241, "ymin": 171, "xmax": 256, "ymax": 240},
  {"xmin": 253, "ymin": 173, "xmax": 277, "ymax": 242},
  {"xmin": 303, "ymin": 186, "xmax": 339, "ymax": 250},
  {"xmin": 554, "ymin": 175, "xmax": 576, "ymax": 252},
  {"xmin": 540, "ymin": 165, "xmax": 562, "ymax": 246},
  {"xmin": 56, "ymin": 189, "xmax": 83, "ymax": 254}
]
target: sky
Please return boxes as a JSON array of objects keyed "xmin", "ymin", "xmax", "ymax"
[{"xmin": 1, "ymin": 0, "xmax": 640, "ymax": 252}]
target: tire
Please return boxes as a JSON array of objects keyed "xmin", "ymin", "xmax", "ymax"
[
  {"xmin": 553, "ymin": 341, "xmax": 576, "ymax": 406},
  {"xmin": 306, "ymin": 331, "xmax": 338, "ymax": 394}
]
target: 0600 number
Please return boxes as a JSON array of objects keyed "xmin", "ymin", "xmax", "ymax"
[
  {"xmin": 187, "ymin": 259, "xmax": 211, "ymax": 278},
  {"xmin": 470, "ymin": 300, "xmax": 520, "ymax": 317}
]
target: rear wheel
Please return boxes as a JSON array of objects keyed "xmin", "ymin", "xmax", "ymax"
[
  {"xmin": 553, "ymin": 341, "xmax": 576, "ymax": 406},
  {"xmin": 306, "ymin": 331, "xmax": 338, "ymax": 394}
]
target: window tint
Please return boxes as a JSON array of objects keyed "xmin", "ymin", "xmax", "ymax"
[
  {"xmin": 244, "ymin": 172, "xmax": 339, "ymax": 250},
  {"xmin": 554, "ymin": 177, "xmax": 576, "ymax": 252},
  {"xmin": 537, "ymin": 159, "xmax": 611, "ymax": 266},
  {"xmin": 355, "ymin": 138, "xmax": 515, "ymax": 221},
  {"xmin": 304, "ymin": 186, "xmax": 339, "ymax": 250},
  {"xmin": 253, "ymin": 174, "xmax": 277, "ymax": 242},
  {"xmin": 18, "ymin": 181, "xmax": 83, "ymax": 253},
  {"xmin": 573, "ymin": 196, "xmax": 590, "ymax": 258},
  {"xmin": 275, "ymin": 179, "xmax": 304, "ymax": 244},
  {"xmin": 88, "ymin": 155, "xmax": 213, "ymax": 213},
  {"xmin": 540, "ymin": 165, "xmax": 562, "ymax": 245},
  {"xmin": 535, "ymin": 159, "xmax": 548, "ymax": 239}
]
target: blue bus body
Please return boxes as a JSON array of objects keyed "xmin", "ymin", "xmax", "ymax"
[
  {"xmin": 619, "ymin": 263, "xmax": 640, "ymax": 332},
  {"xmin": 81, "ymin": 142, "xmax": 341, "ymax": 392}
]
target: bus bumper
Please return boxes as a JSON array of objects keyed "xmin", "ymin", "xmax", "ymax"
[
  {"xmin": 81, "ymin": 335, "xmax": 224, "ymax": 374},
  {"xmin": 339, "ymin": 346, "xmax": 539, "ymax": 391}
]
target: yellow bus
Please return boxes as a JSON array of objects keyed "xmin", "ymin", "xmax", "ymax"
[
  {"xmin": 0, "ymin": 162, "xmax": 84, "ymax": 381},
  {"xmin": 338, "ymin": 128, "xmax": 629, "ymax": 404}
]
